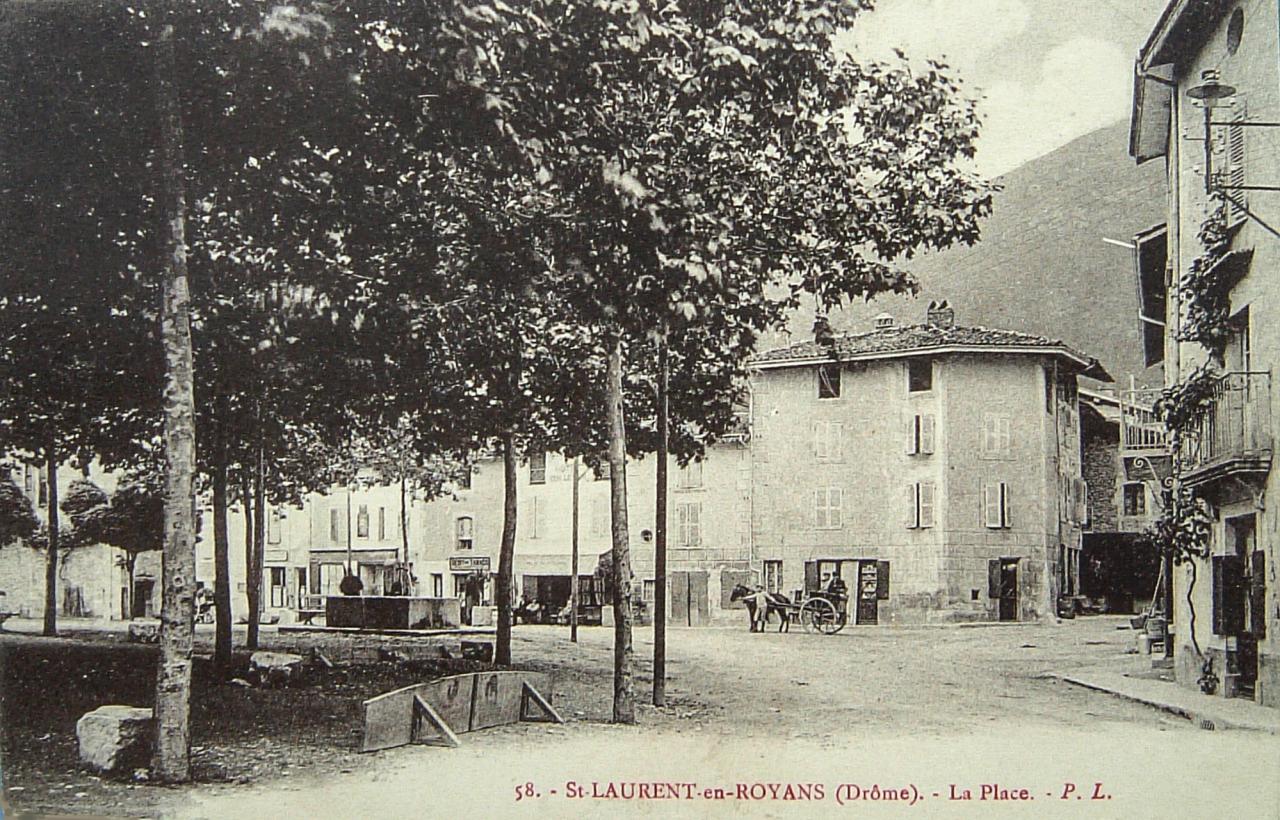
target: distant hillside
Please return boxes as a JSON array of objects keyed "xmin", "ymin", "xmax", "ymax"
[{"xmin": 768, "ymin": 120, "xmax": 1166, "ymax": 390}]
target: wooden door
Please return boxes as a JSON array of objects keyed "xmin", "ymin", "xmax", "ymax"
[
  {"xmin": 688, "ymin": 572, "xmax": 709, "ymax": 627},
  {"xmin": 998, "ymin": 560, "xmax": 1018, "ymax": 622},
  {"xmin": 855, "ymin": 561, "xmax": 878, "ymax": 625},
  {"xmin": 671, "ymin": 572, "xmax": 690, "ymax": 626}
]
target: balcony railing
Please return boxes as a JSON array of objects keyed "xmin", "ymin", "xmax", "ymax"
[
  {"xmin": 1119, "ymin": 389, "xmax": 1168, "ymax": 452},
  {"xmin": 1180, "ymin": 372, "xmax": 1272, "ymax": 480}
]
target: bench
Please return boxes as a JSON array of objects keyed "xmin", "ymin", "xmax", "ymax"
[{"xmin": 295, "ymin": 609, "xmax": 324, "ymax": 626}]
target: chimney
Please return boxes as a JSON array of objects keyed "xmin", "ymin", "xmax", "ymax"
[
  {"xmin": 813, "ymin": 314, "xmax": 836, "ymax": 348},
  {"xmin": 926, "ymin": 300, "xmax": 954, "ymax": 328},
  {"xmin": 873, "ymin": 313, "xmax": 895, "ymax": 330}
]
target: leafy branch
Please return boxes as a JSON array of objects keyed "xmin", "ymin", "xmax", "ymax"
[{"xmin": 1177, "ymin": 197, "xmax": 1234, "ymax": 357}]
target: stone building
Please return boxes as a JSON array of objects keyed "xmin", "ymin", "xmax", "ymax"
[
  {"xmin": 747, "ymin": 304, "xmax": 1110, "ymax": 624},
  {"xmin": 1129, "ymin": 0, "xmax": 1278, "ymax": 705}
]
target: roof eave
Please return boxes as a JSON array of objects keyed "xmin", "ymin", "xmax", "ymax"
[{"xmin": 751, "ymin": 344, "xmax": 1112, "ymax": 382}]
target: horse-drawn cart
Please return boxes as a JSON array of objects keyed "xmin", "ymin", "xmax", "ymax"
[{"xmin": 730, "ymin": 584, "xmax": 848, "ymax": 635}]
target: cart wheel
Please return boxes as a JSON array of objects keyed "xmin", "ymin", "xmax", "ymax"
[{"xmin": 801, "ymin": 597, "xmax": 840, "ymax": 634}]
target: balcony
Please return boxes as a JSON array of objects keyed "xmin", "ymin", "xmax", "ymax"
[
  {"xmin": 1180, "ymin": 372, "xmax": 1272, "ymax": 488},
  {"xmin": 1119, "ymin": 389, "xmax": 1169, "ymax": 454}
]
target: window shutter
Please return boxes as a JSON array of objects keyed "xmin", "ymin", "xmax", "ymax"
[
  {"xmin": 813, "ymin": 489, "xmax": 824, "ymax": 528},
  {"xmin": 919, "ymin": 482, "xmax": 935, "ymax": 528},
  {"xmin": 1225, "ymin": 101, "xmax": 1247, "ymax": 224},
  {"xmin": 988, "ymin": 559, "xmax": 1002, "ymax": 598},
  {"xmin": 832, "ymin": 422, "xmax": 843, "ymax": 462},
  {"xmin": 1078, "ymin": 480, "xmax": 1089, "ymax": 526},
  {"xmin": 1251, "ymin": 551, "xmax": 1267, "ymax": 639},
  {"xmin": 982, "ymin": 415, "xmax": 996, "ymax": 455},
  {"xmin": 804, "ymin": 561, "xmax": 819, "ymax": 593},
  {"xmin": 690, "ymin": 503, "xmax": 701, "ymax": 546},
  {"xmin": 876, "ymin": 560, "xmax": 890, "ymax": 600},
  {"xmin": 1000, "ymin": 417, "xmax": 1012, "ymax": 453},
  {"xmin": 920, "ymin": 415, "xmax": 935, "ymax": 454},
  {"xmin": 813, "ymin": 421, "xmax": 823, "ymax": 460},
  {"xmin": 906, "ymin": 483, "xmax": 918, "ymax": 528},
  {"xmin": 983, "ymin": 484, "xmax": 1002, "ymax": 528},
  {"xmin": 1000, "ymin": 482, "xmax": 1012, "ymax": 528},
  {"xmin": 905, "ymin": 416, "xmax": 918, "ymax": 455},
  {"xmin": 829, "ymin": 489, "xmax": 842, "ymax": 528}
]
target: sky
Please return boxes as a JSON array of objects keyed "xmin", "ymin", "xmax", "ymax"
[{"xmin": 836, "ymin": 0, "xmax": 1172, "ymax": 177}]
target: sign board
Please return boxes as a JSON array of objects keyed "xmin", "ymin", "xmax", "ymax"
[
  {"xmin": 450, "ymin": 556, "xmax": 491, "ymax": 572},
  {"xmin": 264, "ymin": 550, "xmax": 289, "ymax": 563}
]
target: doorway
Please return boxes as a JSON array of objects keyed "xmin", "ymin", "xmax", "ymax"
[
  {"xmin": 855, "ymin": 561, "xmax": 880, "ymax": 625},
  {"xmin": 1228, "ymin": 514, "xmax": 1260, "ymax": 699},
  {"xmin": 994, "ymin": 559, "xmax": 1018, "ymax": 622},
  {"xmin": 670, "ymin": 571, "xmax": 709, "ymax": 626},
  {"xmin": 131, "ymin": 579, "xmax": 155, "ymax": 619}
]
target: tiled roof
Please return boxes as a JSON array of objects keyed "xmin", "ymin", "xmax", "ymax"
[{"xmin": 751, "ymin": 323, "xmax": 1112, "ymax": 382}]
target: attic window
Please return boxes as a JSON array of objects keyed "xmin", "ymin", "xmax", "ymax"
[
  {"xmin": 818, "ymin": 364, "xmax": 841, "ymax": 399},
  {"xmin": 908, "ymin": 358, "xmax": 933, "ymax": 392}
]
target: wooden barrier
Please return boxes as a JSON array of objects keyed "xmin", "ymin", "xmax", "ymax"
[{"xmin": 361, "ymin": 671, "xmax": 562, "ymax": 752}]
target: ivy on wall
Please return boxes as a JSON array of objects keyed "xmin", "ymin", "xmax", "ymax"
[{"xmin": 1176, "ymin": 197, "xmax": 1234, "ymax": 358}]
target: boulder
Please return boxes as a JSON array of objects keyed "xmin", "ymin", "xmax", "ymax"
[
  {"xmin": 76, "ymin": 705, "xmax": 154, "ymax": 775},
  {"xmin": 249, "ymin": 651, "xmax": 305, "ymax": 688}
]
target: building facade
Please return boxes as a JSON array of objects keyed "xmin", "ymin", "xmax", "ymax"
[
  {"xmin": 1130, "ymin": 0, "xmax": 1279, "ymax": 705},
  {"xmin": 748, "ymin": 305, "xmax": 1108, "ymax": 624}
]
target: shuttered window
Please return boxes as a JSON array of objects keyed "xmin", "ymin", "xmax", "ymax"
[
  {"xmin": 906, "ymin": 482, "xmax": 935, "ymax": 528},
  {"xmin": 982, "ymin": 414, "xmax": 1012, "ymax": 457},
  {"xmin": 983, "ymin": 482, "xmax": 1012, "ymax": 529},
  {"xmin": 814, "ymin": 488, "xmax": 842, "ymax": 529},
  {"xmin": 814, "ymin": 420, "xmax": 844, "ymax": 462},
  {"xmin": 676, "ymin": 460, "xmax": 704, "ymax": 489},
  {"xmin": 905, "ymin": 414, "xmax": 936, "ymax": 455},
  {"xmin": 529, "ymin": 451, "xmax": 547, "ymax": 484},
  {"xmin": 1220, "ymin": 101, "xmax": 1248, "ymax": 226},
  {"xmin": 676, "ymin": 502, "xmax": 702, "ymax": 546}
]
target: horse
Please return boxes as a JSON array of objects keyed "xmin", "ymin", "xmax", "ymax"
[{"xmin": 729, "ymin": 584, "xmax": 792, "ymax": 633}]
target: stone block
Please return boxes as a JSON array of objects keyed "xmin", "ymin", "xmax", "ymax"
[
  {"xmin": 249, "ymin": 651, "xmax": 305, "ymax": 688},
  {"xmin": 76, "ymin": 705, "xmax": 154, "ymax": 775}
]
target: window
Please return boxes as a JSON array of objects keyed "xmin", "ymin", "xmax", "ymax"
[
  {"xmin": 817, "ymin": 364, "xmax": 841, "ymax": 399},
  {"xmin": 431, "ymin": 573, "xmax": 444, "ymax": 597},
  {"xmin": 527, "ymin": 496, "xmax": 547, "ymax": 539},
  {"xmin": 455, "ymin": 516, "xmax": 474, "ymax": 550},
  {"xmin": 356, "ymin": 504, "xmax": 370, "ymax": 538},
  {"xmin": 676, "ymin": 460, "xmax": 704, "ymax": 489},
  {"xmin": 642, "ymin": 579, "xmax": 656, "ymax": 602},
  {"xmin": 594, "ymin": 459, "xmax": 611, "ymax": 481},
  {"xmin": 37, "ymin": 472, "xmax": 48, "ymax": 506},
  {"xmin": 1123, "ymin": 483, "xmax": 1146, "ymax": 517},
  {"xmin": 456, "ymin": 466, "xmax": 472, "ymax": 490},
  {"xmin": 982, "ymin": 413, "xmax": 1012, "ymax": 457},
  {"xmin": 813, "ymin": 420, "xmax": 844, "ymax": 462},
  {"xmin": 908, "ymin": 358, "xmax": 933, "ymax": 392},
  {"xmin": 763, "ymin": 560, "xmax": 783, "ymax": 594},
  {"xmin": 814, "ymin": 487, "xmax": 843, "ymax": 529},
  {"xmin": 267, "ymin": 509, "xmax": 282, "ymax": 545},
  {"xmin": 676, "ymin": 502, "xmax": 701, "ymax": 547},
  {"xmin": 590, "ymin": 496, "xmax": 609, "ymax": 537},
  {"xmin": 319, "ymin": 563, "xmax": 344, "ymax": 595},
  {"xmin": 983, "ymin": 482, "xmax": 1012, "ymax": 529},
  {"xmin": 529, "ymin": 451, "xmax": 547, "ymax": 484},
  {"xmin": 329, "ymin": 508, "xmax": 343, "ymax": 542},
  {"xmin": 906, "ymin": 482, "xmax": 935, "ymax": 529},
  {"xmin": 905, "ymin": 414, "xmax": 935, "ymax": 455},
  {"xmin": 269, "ymin": 567, "xmax": 286, "ymax": 608},
  {"xmin": 378, "ymin": 507, "xmax": 386, "ymax": 540}
]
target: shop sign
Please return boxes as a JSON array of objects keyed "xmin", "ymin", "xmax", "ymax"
[{"xmin": 450, "ymin": 556, "xmax": 491, "ymax": 572}]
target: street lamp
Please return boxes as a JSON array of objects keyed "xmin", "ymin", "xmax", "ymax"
[{"xmin": 1185, "ymin": 69, "xmax": 1280, "ymax": 198}]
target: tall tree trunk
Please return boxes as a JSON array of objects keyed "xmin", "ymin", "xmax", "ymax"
[
  {"xmin": 399, "ymin": 472, "xmax": 408, "ymax": 567},
  {"xmin": 241, "ymin": 472, "xmax": 256, "ymax": 649},
  {"xmin": 495, "ymin": 430, "xmax": 518, "ymax": 665},
  {"xmin": 42, "ymin": 448, "xmax": 58, "ymax": 636},
  {"xmin": 210, "ymin": 397, "xmax": 233, "ymax": 673},
  {"xmin": 606, "ymin": 336, "xmax": 635, "ymax": 724},
  {"xmin": 653, "ymin": 336, "xmax": 668, "ymax": 706},
  {"xmin": 125, "ymin": 553, "xmax": 137, "ymax": 617},
  {"xmin": 570, "ymin": 456, "xmax": 580, "ymax": 644},
  {"xmin": 248, "ymin": 446, "xmax": 266, "ymax": 649},
  {"xmin": 152, "ymin": 22, "xmax": 197, "ymax": 783}
]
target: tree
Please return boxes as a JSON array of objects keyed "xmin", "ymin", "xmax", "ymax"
[
  {"xmin": 0, "ymin": 474, "xmax": 38, "ymax": 547},
  {"xmin": 63, "ymin": 476, "xmax": 165, "ymax": 618},
  {"xmin": 439, "ymin": 0, "xmax": 995, "ymax": 723}
]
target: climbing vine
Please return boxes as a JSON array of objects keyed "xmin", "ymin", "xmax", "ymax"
[
  {"xmin": 1177, "ymin": 198, "xmax": 1235, "ymax": 358},
  {"xmin": 1153, "ymin": 362, "xmax": 1221, "ymax": 448}
]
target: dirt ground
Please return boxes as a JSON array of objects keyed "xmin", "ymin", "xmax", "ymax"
[{"xmin": 3, "ymin": 616, "xmax": 1279, "ymax": 819}]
